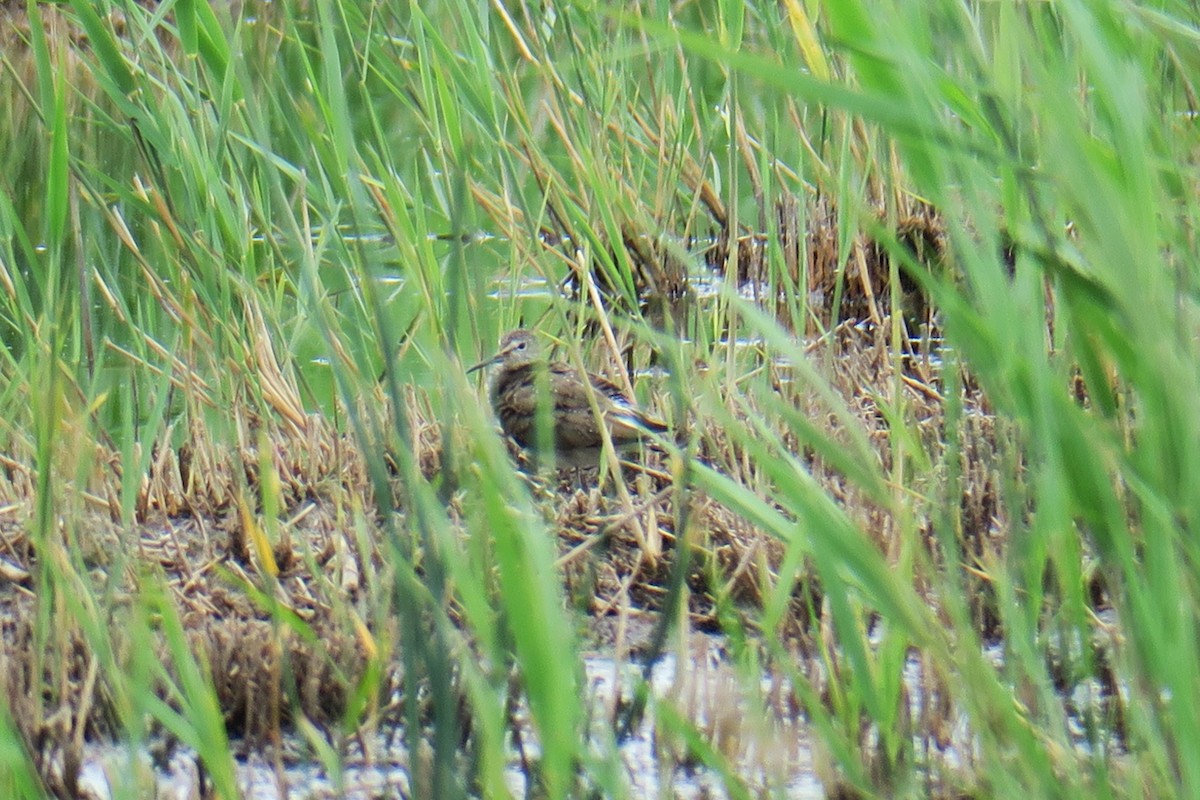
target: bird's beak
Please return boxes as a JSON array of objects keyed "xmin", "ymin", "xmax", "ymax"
[{"xmin": 466, "ymin": 353, "xmax": 499, "ymax": 374}]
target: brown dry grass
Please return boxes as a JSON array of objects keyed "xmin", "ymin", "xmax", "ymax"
[
  {"xmin": 0, "ymin": 321, "xmax": 1006, "ymax": 762},
  {"xmin": 0, "ymin": 184, "xmax": 1008, "ymax": 794}
]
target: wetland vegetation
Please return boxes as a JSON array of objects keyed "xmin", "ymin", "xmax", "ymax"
[{"xmin": 1, "ymin": 1, "xmax": 1199, "ymax": 797}]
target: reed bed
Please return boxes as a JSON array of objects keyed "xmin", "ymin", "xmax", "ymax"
[{"xmin": 1, "ymin": 1, "xmax": 1198, "ymax": 798}]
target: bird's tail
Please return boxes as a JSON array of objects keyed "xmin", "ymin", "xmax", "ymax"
[{"xmin": 610, "ymin": 406, "xmax": 669, "ymax": 437}]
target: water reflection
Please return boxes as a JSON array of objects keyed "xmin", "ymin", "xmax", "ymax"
[{"xmin": 73, "ymin": 645, "xmax": 822, "ymax": 799}]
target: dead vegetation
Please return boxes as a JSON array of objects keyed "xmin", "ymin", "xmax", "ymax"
[
  {"xmin": 0, "ymin": 187, "xmax": 1030, "ymax": 796},
  {"xmin": 0, "ymin": 370, "xmax": 992, "ymax": 773}
]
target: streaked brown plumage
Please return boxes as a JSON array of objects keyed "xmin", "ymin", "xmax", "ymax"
[{"xmin": 467, "ymin": 329, "xmax": 667, "ymax": 465}]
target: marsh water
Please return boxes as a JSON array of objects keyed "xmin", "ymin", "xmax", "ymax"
[{"xmin": 73, "ymin": 641, "xmax": 823, "ymax": 799}]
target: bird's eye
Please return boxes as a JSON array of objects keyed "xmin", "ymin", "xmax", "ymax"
[{"xmin": 515, "ymin": 341, "xmax": 526, "ymax": 350}]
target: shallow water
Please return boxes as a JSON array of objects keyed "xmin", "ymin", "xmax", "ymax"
[
  {"xmin": 68, "ymin": 628, "xmax": 1125, "ymax": 798},
  {"xmin": 74, "ymin": 642, "xmax": 823, "ymax": 799}
]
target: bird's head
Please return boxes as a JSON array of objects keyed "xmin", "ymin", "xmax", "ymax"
[{"xmin": 467, "ymin": 329, "xmax": 542, "ymax": 373}]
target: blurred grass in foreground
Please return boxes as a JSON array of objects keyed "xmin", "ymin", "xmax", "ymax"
[{"xmin": 0, "ymin": 0, "xmax": 1198, "ymax": 798}]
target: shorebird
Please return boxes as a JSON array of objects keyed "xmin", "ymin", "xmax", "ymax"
[{"xmin": 467, "ymin": 329, "xmax": 668, "ymax": 467}]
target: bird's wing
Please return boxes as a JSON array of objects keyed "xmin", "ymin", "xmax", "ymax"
[{"xmin": 561, "ymin": 367, "xmax": 668, "ymax": 437}]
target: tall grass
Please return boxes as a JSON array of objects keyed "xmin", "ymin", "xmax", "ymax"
[{"xmin": 0, "ymin": 0, "xmax": 1198, "ymax": 797}]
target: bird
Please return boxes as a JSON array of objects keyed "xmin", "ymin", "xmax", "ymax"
[{"xmin": 466, "ymin": 329, "xmax": 668, "ymax": 467}]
